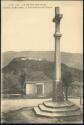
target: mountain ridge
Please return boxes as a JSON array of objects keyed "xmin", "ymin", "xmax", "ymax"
[{"xmin": 2, "ymin": 51, "xmax": 83, "ymax": 70}]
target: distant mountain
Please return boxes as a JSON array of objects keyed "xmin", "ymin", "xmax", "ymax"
[
  {"xmin": 2, "ymin": 57, "xmax": 83, "ymax": 94},
  {"xmin": 2, "ymin": 51, "xmax": 83, "ymax": 70}
]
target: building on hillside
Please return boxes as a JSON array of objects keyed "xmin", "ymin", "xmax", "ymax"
[{"xmin": 24, "ymin": 71, "xmax": 53, "ymax": 97}]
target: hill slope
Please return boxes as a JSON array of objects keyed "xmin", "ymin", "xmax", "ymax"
[{"xmin": 2, "ymin": 57, "xmax": 83, "ymax": 94}]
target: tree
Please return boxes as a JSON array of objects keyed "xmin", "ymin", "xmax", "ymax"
[{"xmin": 62, "ymin": 70, "xmax": 73, "ymax": 100}]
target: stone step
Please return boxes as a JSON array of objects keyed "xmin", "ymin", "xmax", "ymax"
[
  {"xmin": 43, "ymin": 100, "xmax": 75, "ymax": 108},
  {"xmin": 38, "ymin": 104, "xmax": 80, "ymax": 113},
  {"xmin": 34, "ymin": 106, "xmax": 81, "ymax": 118}
]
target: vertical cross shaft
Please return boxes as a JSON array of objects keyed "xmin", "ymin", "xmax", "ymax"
[{"xmin": 53, "ymin": 7, "xmax": 64, "ymax": 102}]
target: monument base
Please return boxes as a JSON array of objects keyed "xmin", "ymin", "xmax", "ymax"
[
  {"xmin": 53, "ymin": 80, "xmax": 64, "ymax": 102},
  {"xmin": 34, "ymin": 100, "xmax": 81, "ymax": 118}
]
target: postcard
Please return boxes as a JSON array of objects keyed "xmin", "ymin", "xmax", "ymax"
[{"xmin": 1, "ymin": 0, "xmax": 83, "ymax": 123}]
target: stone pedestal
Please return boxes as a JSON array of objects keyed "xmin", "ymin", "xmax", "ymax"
[{"xmin": 34, "ymin": 100, "xmax": 81, "ymax": 118}]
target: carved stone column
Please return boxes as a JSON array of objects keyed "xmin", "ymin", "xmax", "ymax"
[{"xmin": 53, "ymin": 7, "xmax": 64, "ymax": 102}]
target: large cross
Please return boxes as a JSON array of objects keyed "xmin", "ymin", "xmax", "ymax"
[
  {"xmin": 53, "ymin": 7, "xmax": 64, "ymax": 102},
  {"xmin": 34, "ymin": 7, "xmax": 81, "ymax": 118}
]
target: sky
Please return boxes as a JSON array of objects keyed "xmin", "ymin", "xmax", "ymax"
[{"xmin": 1, "ymin": 1, "xmax": 83, "ymax": 53}]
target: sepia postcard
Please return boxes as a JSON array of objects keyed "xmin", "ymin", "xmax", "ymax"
[{"xmin": 1, "ymin": 0, "xmax": 83, "ymax": 124}]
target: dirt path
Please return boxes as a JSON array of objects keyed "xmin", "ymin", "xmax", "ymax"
[{"xmin": 1, "ymin": 98, "xmax": 51, "ymax": 113}]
